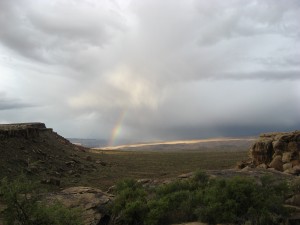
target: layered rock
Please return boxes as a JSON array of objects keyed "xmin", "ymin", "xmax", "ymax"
[
  {"xmin": 0, "ymin": 122, "xmax": 51, "ymax": 139},
  {"xmin": 240, "ymin": 131, "xmax": 300, "ymax": 174},
  {"xmin": 0, "ymin": 122, "xmax": 46, "ymax": 130}
]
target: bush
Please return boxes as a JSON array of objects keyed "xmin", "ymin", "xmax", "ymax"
[
  {"xmin": 289, "ymin": 178, "xmax": 300, "ymax": 195},
  {"xmin": 145, "ymin": 190, "xmax": 197, "ymax": 225},
  {"xmin": 197, "ymin": 176, "xmax": 289, "ymax": 225},
  {"xmin": 192, "ymin": 170, "xmax": 209, "ymax": 185},
  {"xmin": 110, "ymin": 174, "xmax": 290, "ymax": 225},
  {"xmin": 111, "ymin": 179, "xmax": 148, "ymax": 225},
  {"xmin": 156, "ymin": 180, "xmax": 196, "ymax": 196},
  {"xmin": 0, "ymin": 176, "xmax": 83, "ymax": 225},
  {"xmin": 111, "ymin": 178, "xmax": 203, "ymax": 225}
]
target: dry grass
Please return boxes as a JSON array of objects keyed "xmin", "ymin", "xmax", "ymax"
[{"xmin": 75, "ymin": 149, "xmax": 249, "ymax": 190}]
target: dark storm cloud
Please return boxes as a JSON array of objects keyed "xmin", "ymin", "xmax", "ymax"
[
  {"xmin": 147, "ymin": 123, "xmax": 300, "ymax": 141},
  {"xmin": 0, "ymin": 0, "xmax": 299, "ymax": 143},
  {"xmin": 0, "ymin": 0, "xmax": 126, "ymax": 69}
]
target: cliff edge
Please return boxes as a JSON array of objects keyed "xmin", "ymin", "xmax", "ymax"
[{"xmin": 0, "ymin": 122, "xmax": 101, "ymax": 185}]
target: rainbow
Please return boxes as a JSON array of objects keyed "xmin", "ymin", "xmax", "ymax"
[{"xmin": 107, "ymin": 109, "xmax": 127, "ymax": 147}]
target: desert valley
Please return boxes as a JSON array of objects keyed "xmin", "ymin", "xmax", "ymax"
[
  {"xmin": 1, "ymin": 1, "xmax": 299, "ymax": 224},
  {"xmin": 1, "ymin": 123, "xmax": 300, "ymax": 225}
]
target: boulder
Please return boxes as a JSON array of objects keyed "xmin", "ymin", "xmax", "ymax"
[
  {"xmin": 282, "ymin": 152, "xmax": 292, "ymax": 163},
  {"xmin": 292, "ymin": 160, "xmax": 300, "ymax": 167},
  {"xmin": 257, "ymin": 163, "xmax": 268, "ymax": 169},
  {"xmin": 283, "ymin": 163, "xmax": 293, "ymax": 171},
  {"xmin": 236, "ymin": 161, "xmax": 248, "ymax": 169},
  {"xmin": 47, "ymin": 186, "xmax": 113, "ymax": 225},
  {"xmin": 272, "ymin": 140, "xmax": 287, "ymax": 151},
  {"xmin": 293, "ymin": 166, "xmax": 300, "ymax": 174},
  {"xmin": 250, "ymin": 140, "xmax": 273, "ymax": 165},
  {"xmin": 269, "ymin": 155, "xmax": 283, "ymax": 171},
  {"xmin": 241, "ymin": 131, "xmax": 300, "ymax": 173},
  {"xmin": 284, "ymin": 168, "xmax": 297, "ymax": 175},
  {"xmin": 286, "ymin": 194, "xmax": 300, "ymax": 207},
  {"xmin": 288, "ymin": 142, "xmax": 299, "ymax": 152},
  {"xmin": 241, "ymin": 166, "xmax": 251, "ymax": 172},
  {"xmin": 292, "ymin": 151, "xmax": 299, "ymax": 160}
]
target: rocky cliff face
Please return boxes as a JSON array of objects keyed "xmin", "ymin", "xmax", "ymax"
[
  {"xmin": 239, "ymin": 131, "xmax": 300, "ymax": 174},
  {"xmin": 0, "ymin": 122, "xmax": 51, "ymax": 139},
  {"xmin": 0, "ymin": 122, "xmax": 46, "ymax": 130},
  {"xmin": 0, "ymin": 122, "xmax": 103, "ymax": 185}
]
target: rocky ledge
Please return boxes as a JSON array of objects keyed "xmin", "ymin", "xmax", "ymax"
[
  {"xmin": 0, "ymin": 122, "xmax": 52, "ymax": 139},
  {"xmin": 46, "ymin": 187, "xmax": 113, "ymax": 225},
  {"xmin": 238, "ymin": 130, "xmax": 300, "ymax": 174}
]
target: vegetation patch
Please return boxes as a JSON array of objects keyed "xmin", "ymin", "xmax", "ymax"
[
  {"xmin": 110, "ymin": 171, "xmax": 290, "ymax": 225},
  {"xmin": 0, "ymin": 176, "xmax": 83, "ymax": 225}
]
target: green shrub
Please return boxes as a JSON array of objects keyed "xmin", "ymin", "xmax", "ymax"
[
  {"xmin": 144, "ymin": 199, "xmax": 168, "ymax": 225},
  {"xmin": 112, "ymin": 178, "xmax": 202, "ymax": 225},
  {"xmin": 197, "ymin": 176, "xmax": 289, "ymax": 225},
  {"xmin": 288, "ymin": 178, "xmax": 300, "ymax": 195},
  {"xmin": 0, "ymin": 176, "xmax": 83, "ymax": 225},
  {"xmin": 32, "ymin": 202, "xmax": 83, "ymax": 225},
  {"xmin": 156, "ymin": 180, "xmax": 196, "ymax": 196},
  {"xmin": 192, "ymin": 170, "xmax": 209, "ymax": 185},
  {"xmin": 111, "ymin": 174, "xmax": 290, "ymax": 225},
  {"xmin": 145, "ymin": 190, "xmax": 197, "ymax": 225},
  {"xmin": 111, "ymin": 179, "xmax": 148, "ymax": 225}
]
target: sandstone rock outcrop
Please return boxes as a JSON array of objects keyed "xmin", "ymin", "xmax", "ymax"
[
  {"xmin": 239, "ymin": 131, "xmax": 300, "ymax": 174},
  {"xmin": 47, "ymin": 186, "xmax": 113, "ymax": 225}
]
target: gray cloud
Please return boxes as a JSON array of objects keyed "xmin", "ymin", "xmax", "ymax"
[
  {"xmin": 0, "ymin": 92, "xmax": 33, "ymax": 110},
  {"xmin": 223, "ymin": 70, "xmax": 300, "ymax": 80},
  {"xmin": 0, "ymin": 0, "xmax": 299, "ymax": 144},
  {"xmin": 194, "ymin": 0, "xmax": 300, "ymax": 45}
]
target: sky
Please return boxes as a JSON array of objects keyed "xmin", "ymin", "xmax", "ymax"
[{"xmin": 0, "ymin": 0, "xmax": 300, "ymax": 145}]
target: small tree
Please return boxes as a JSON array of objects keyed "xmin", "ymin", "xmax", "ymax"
[{"xmin": 0, "ymin": 176, "xmax": 83, "ymax": 225}]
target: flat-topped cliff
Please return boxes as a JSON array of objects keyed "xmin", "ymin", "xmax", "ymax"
[
  {"xmin": 0, "ymin": 122, "xmax": 47, "ymax": 130},
  {"xmin": 0, "ymin": 122, "xmax": 53, "ymax": 139},
  {"xmin": 0, "ymin": 122, "xmax": 105, "ymax": 185}
]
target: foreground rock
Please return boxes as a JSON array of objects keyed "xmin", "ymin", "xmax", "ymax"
[
  {"xmin": 285, "ymin": 193, "xmax": 300, "ymax": 216},
  {"xmin": 47, "ymin": 186, "xmax": 113, "ymax": 225},
  {"xmin": 237, "ymin": 131, "xmax": 300, "ymax": 174}
]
